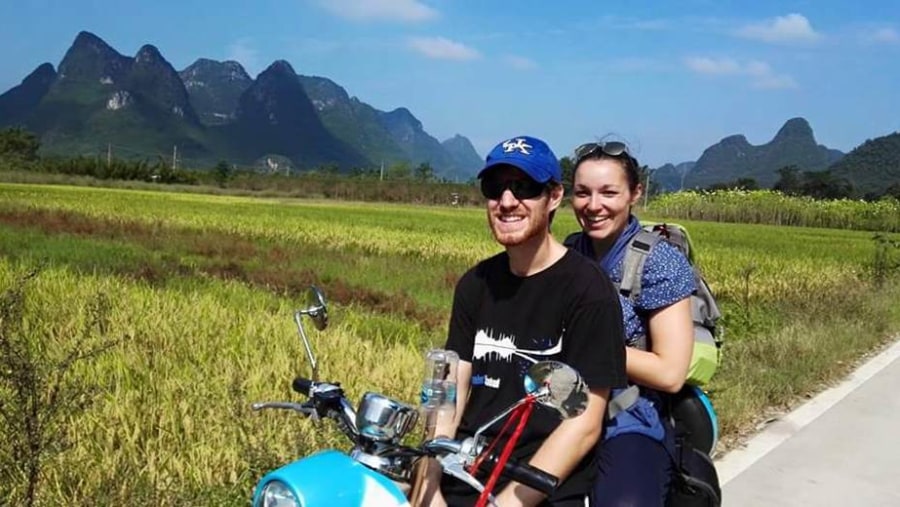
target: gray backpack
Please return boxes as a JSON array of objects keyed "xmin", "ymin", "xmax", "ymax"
[
  {"xmin": 564, "ymin": 223, "xmax": 724, "ymax": 454},
  {"xmin": 618, "ymin": 223, "xmax": 722, "ymax": 387}
]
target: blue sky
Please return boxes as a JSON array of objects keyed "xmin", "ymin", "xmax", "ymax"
[{"xmin": 1, "ymin": 0, "xmax": 898, "ymax": 167}]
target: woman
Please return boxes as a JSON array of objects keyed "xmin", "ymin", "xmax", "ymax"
[{"xmin": 565, "ymin": 141, "xmax": 695, "ymax": 506}]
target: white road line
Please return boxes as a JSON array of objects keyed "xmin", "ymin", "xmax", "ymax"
[{"xmin": 716, "ymin": 337, "xmax": 900, "ymax": 486}]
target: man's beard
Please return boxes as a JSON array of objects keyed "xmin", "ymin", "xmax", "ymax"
[{"xmin": 488, "ymin": 208, "xmax": 550, "ymax": 247}]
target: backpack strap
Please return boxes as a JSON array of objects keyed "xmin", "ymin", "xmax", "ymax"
[
  {"xmin": 619, "ymin": 230, "xmax": 662, "ymax": 302},
  {"xmin": 606, "ymin": 231, "xmax": 664, "ymax": 419}
]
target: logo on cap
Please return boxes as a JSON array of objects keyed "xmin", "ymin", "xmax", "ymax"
[{"xmin": 501, "ymin": 138, "xmax": 532, "ymax": 155}]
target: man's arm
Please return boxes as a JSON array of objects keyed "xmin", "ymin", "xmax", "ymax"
[
  {"xmin": 493, "ymin": 386, "xmax": 610, "ymax": 507},
  {"xmin": 417, "ymin": 360, "xmax": 472, "ymax": 506},
  {"xmin": 433, "ymin": 360, "xmax": 471, "ymax": 438}
]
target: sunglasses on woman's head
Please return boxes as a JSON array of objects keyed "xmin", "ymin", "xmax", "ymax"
[
  {"xmin": 480, "ymin": 177, "xmax": 547, "ymax": 200},
  {"xmin": 574, "ymin": 141, "xmax": 629, "ymax": 162}
]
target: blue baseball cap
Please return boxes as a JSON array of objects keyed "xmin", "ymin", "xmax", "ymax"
[{"xmin": 478, "ymin": 135, "xmax": 562, "ymax": 184}]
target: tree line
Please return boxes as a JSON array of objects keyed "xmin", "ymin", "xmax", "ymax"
[
  {"xmin": 0, "ymin": 127, "xmax": 483, "ymax": 205},
  {"xmin": 701, "ymin": 166, "xmax": 900, "ymax": 201},
  {"xmin": 0, "ymin": 127, "xmax": 198, "ymax": 184}
]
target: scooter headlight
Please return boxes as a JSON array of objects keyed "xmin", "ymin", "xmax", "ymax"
[
  {"xmin": 260, "ymin": 480, "xmax": 300, "ymax": 507},
  {"xmin": 356, "ymin": 392, "xmax": 419, "ymax": 443}
]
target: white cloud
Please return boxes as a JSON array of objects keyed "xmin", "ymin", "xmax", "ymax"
[
  {"xmin": 684, "ymin": 56, "xmax": 797, "ymax": 90},
  {"xmin": 743, "ymin": 60, "xmax": 773, "ymax": 77},
  {"xmin": 684, "ymin": 56, "xmax": 741, "ymax": 75},
  {"xmin": 504, "ymin": 55, "xmax": 537, "ymax": 70},
  {"xmin": 736, "ymin": 13, "xmax": 822, "ymax": 44},
  {"xmin": 407, "ymin": 37, "xmax": 480, "ymax": 61},
  {"xmin": 316, "ymin": 0, "xmax": 437, "ymax": 22},
  {"xmin": 750, "ymin": 73, "xmax": 798, "ymax": 90},
  {"xmin": 227, "ymin": 38, "xmax": 261, "ymax": 76},
  {"xmin": 869, "ymin": 27, "xmax": 900, "ymax": 44},
  {"xmin": 743, "ymin": 61, "xmax": 798, "ymax": 89}
]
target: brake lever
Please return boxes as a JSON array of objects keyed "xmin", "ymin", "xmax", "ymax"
[
  {"xmin": 437, "ymin": 453, "xmax": 496, "ymax": 506},
  {"xmin": 250, "ymin": 401, "xmax": 319, "ymax": 420}
]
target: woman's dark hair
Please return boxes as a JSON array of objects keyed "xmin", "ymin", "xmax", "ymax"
[{"xmin": 572, "ymin": 141, "xmax": 641, "ymax": 192}]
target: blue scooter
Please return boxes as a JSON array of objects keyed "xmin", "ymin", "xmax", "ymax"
[{"xmin": 250, "ymin": 286, "xmax": 589, "ymax": 507}]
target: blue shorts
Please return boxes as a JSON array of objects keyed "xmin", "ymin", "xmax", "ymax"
[{"xmin": 592, "ymin": 433, "xmax": 672, "ymax": 507}]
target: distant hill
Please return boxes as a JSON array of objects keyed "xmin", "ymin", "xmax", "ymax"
[
  {"xmin": 0, "ymin": 63, "xmax": 55, "ymax": 121},
  {"xmin": 651, "ymin": 161, "xmax": 695, "ymax": 192},
  {"xmin": 218, "ymin": 60, "xmax": 369, "ymax": 170},
  {"xmin": 296, "ymin": 75, "xmax": 419, "ymax": 172},
  {"xmin": 179, "ymin": 58, "xmax": 252, "ymax": 126},
  {"xmin": 828, "ymin": 132, "xmax": 900, "ymax": 197},
  {"xmin": 442, "ymin": 134, "xmax": 483, "ymax": 178},
  {"xmin": 0, "ymin": 31, "xmax": 212, "ymax": 161},
  {"xmin": 682, "ymin": 118, "xmax": 844, "ymax": 189},
  {"xmin": 375, "ymin": 107, "xmax": 468, "ymax": 180},
  {"xmin": 0, "ymin": 30, "xmax": 481, "ymax": 179}
]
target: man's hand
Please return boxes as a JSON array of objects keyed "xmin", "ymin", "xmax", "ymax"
[
  {"xmin": 413, "ymin": 457, "xmax": 447, "ymax": 507},
  {"xmin": 493, "ymin": 482, "xmax": 537, "ymax": 507}
]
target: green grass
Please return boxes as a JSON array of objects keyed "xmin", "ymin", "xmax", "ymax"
[{"xmin": 0, "ymin": 263, "xmax": 427, "ymax": 505}]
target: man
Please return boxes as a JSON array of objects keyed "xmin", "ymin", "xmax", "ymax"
[{"xmin": 422, "ymin": 136, "xmax": 627, "ymax": 506}]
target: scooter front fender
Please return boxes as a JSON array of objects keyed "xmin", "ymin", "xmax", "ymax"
[{"xmin": 252, "ymin": 449, "xmax": 410, "ymax": 507}]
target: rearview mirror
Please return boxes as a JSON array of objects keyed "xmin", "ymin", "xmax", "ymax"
[
  {"xmin": 524, "ymin": 361, "xmax": 588, "ymax": 419},
  {"xmin": 472, "ymin": 360, "xmax": 589, "ymax": 446},
  {"xmin": 303, "ymin": 286, "xmax": 328, "ymax": 331}
]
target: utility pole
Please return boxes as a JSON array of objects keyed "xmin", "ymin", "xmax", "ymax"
[
  {"xmin": 107, "ymin": 143, "xmax": 111, "ymax": 168},
  {"xmin": 172, "ymin": 145, "xmax": 178, "ymax": 170},
  {"xmin": 380, "ymin": 160, "xmax": 384, "ymax": 181},
  {"xmin": 643, "ymin": 166, "xmax": 652, "ymax": 209}
]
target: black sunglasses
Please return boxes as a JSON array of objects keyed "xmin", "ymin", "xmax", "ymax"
[
  {"xmin": 480, "ymin": 177, "xmax": 547, "ymax": 200},
  {"xmin": 574, "ymin": 141, "xmax": 629, "ymax": 163}
]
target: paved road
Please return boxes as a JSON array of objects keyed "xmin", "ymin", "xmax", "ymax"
[{"xmin": 717, "ymin": 339, "xmax": 900, "ymax": 506}]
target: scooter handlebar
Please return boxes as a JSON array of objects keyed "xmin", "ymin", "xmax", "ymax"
[
  {"xmin": 482, "ymin": 453, "xmax": 559, "ymax": 496},
  {"xmin": 292, "ymin": 376, "xmax": 313, "ymax": 396},
  {"xmin": 424, "ymin": 438, "xmax": 559, "ymax": 497}
]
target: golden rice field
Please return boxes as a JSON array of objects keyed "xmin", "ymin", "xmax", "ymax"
[
  {"xmin": 653, "ymin": 189, "xmax": 900, "ymax": 232},
  {"xmin": 0, "ymin": 183, "xmax": 898, "ymax": 505}
]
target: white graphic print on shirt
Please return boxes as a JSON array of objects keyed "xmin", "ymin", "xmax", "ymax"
[{"xmin": 472, "ymin": 328, "xmax": 563, "ymax": 389}]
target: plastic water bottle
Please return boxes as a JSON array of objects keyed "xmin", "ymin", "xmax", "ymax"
[{"xmin": 421, "ymin": 349, "xmax": 459, "ymax": 416}]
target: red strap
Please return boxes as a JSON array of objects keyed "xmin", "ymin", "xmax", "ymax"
[
  {"xmin": 474, "ymin": 397, "xmax": 536, "ymax": 507},
  {"xmin": 470, "ymin": 403, "xmax": 520, "ymax": 475}
]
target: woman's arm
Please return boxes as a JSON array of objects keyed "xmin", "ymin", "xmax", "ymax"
[{"xmin": 626, "ymin": 297, "xmax": 693, "ymax": 393}]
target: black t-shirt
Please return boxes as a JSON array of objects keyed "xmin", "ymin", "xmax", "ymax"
[{"xmin": 442, "ymin": 249, "xmax": 627, "ymax": 504}]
